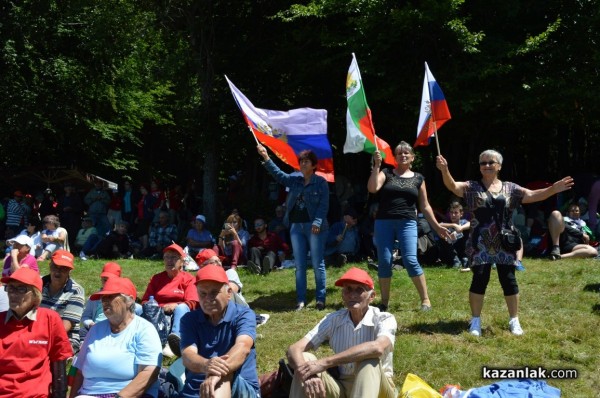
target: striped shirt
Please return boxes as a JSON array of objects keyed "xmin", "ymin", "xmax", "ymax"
[
  {"xmin": 41, "ymin": 275, "xmax": 86, "ymax": 352},
  {"xmin": 304, "ymin": 306, "xmax": 397, "ymax": 378},
  {"xmin": 6, "ymin": 199, "xmax": 26, "ymax": 227}
]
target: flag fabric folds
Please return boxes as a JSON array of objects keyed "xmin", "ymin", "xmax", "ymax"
[
  {"xmin": 415, "ymin": 62, "xmax": 451, "ymax": 147},
  {"xmin": 225, "ymin": 76, "xmax": 334, "ymax": 182},
  {"xmin": 344, "ymin": 53, "xmax": 397, "ymax": 168}
]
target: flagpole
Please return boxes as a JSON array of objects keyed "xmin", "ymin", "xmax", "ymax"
[{"xmin": 248, "ymin": 126, "xmax": 260, "ymax": 145}]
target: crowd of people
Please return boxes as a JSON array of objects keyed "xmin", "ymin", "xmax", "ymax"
[{"xmin": 1, "ymin": 143, "xmax": 598, "ymax": 398}]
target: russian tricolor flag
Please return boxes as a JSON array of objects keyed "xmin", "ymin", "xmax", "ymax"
[
  {"xmin": 415, "ymin": 62, "xmax": 451, "ymax": 148},
  {"xmin": 226, "ymin": 76, "xmax": 335, "ymax": 182}
]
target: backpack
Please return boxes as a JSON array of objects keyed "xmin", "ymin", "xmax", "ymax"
[{"xmin": 141, "ymin": 302, "xmax": 171, "ymax": 346}]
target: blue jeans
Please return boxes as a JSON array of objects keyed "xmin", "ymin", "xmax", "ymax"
[
  {"xmin": 170, "ymin": 303, "xmax": 190, "ymax": 336},
  {"xmin": 290, "ymin": 222, "xmax": 327, "ymax": 304},
  {"xmin": 375, "ymin": 219, "xmax": 423, "ymax": 278},
  {"xmin": 82, "ymin": 234, "xmax": 102, "ymax": 254}
]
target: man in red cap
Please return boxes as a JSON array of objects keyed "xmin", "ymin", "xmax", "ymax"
[
  {"xmin": 40, "ymin": 249, "xmax": 85, "ymax": 352},
  {"xmin": 177, "ymin": 265, "xmax": 260, "ymax": 398},
  {"xmin": 195, "ymin": 249, "xmax": 247, "ymax": 306},
  {"xmin": 1, "ymin": 268, "xmax": 73, "ymax": 397},
  {"xmin": 80, "ymin": 262, "xmax": 123, "ymax": 339},
  {"xmin": 287, "ymin": 267, "xmax": 397, "ymax": 398}
]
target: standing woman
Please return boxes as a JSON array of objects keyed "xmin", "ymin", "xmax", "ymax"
[
  {"xmin": 258, "ymin": 144, "xmax": 329, "ymax": 311},
  {"xmin": 368, "ymin": 142, "xmax": 450, "ymax": 311},
  {"xmin": 436, "ymin": 150, "xmax": 573, "ymax": 336}
]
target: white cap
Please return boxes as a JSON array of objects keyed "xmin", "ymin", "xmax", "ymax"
[
  {"xmin": 195, "ymin": 215, "xmax": 206, "ymax": 223},
  {"xmin": 7, "ymin": 235, "xmax": 34, "ymax": 250}
]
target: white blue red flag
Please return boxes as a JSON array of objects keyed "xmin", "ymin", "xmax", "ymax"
[
  {"xmin": 415, "ymin": 62, "xmax": 451, "ymax": 147},
  {"xmin": 225, "ymin": 76, "xmax": 334, "ymax": 182}
]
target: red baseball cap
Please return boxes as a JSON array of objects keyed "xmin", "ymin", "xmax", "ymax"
[
  {"xmin": 195, "ymin": 249, "xmax": 219, "ymax": 265},
  {"xmin": 51, "ymin": 250, "xmax": 75, "ymax": 269},
  {"xmin": 1, "ymin": 268, "xmax": 43, "ymax": 291},
  {"xmin": 100, "ymin": 262, "xmax": 122, "ymax": 278},
  {"xmin": 13, "ymin": 190, "xmax": 23, "ymax": 197},
  {"xmin": 195, "ymin": 264, "xmax": 229, "ymax": 285},
  {"xmin": 90, "ymin": 277, "xmax": 137, "ymax": 301},
  {"xmin": 163, "ymin": 243, "xmax": 185, "ymax": 257},
  {"xmin": 334, "ymin": 267, "xmax": 374, "ymax": 290}
]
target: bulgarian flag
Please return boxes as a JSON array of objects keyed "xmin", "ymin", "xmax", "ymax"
[
  {"xmin": 344, "ymin": 53, "xmax": 397, "ymax": 168},
  {"xmin": 225, "ymin": 76, "xmax": 335, "ymax": 182}
]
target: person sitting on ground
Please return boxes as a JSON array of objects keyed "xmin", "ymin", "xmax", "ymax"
[
  {"xmin": 287, "ymin": 267, "xmax": 397, "ymax": 398},
  {"xmin": 141, "ymin": 243, "xmax": 198, "ymax": 358},
  {"xmin": 80, "ymin": 220, "xmax": 131, "ymax": 260},
  {"xmin": 247, "ymin": 216, "xmax": 290, "ymax": 274},
  {"xmin": 73, "ymin": 217, "xmax": 97, "ymax": 254},
  {"xmin": 70, "ymin": 277, "xmax": 162, "ymax": 398},
  {"xmin": 139, "ymin": 210, "xmax": 178, "ymax": 259},
  {"xmin": 2, "ymin": 235, "xmax": 39, "ymax": 277},
  {"xmin": 547, "ymin": 203, "xmax": 598, "ymax": 260},
  {"xmin": 268, "ymin": 205, "xmax": 289, "ymax": 243},
  {"xmin": 177, "ymin": 265, "xmax": 260, "ymax": 398},
  {"xmin": 185, "ymin": 214, "xmax": 215, "ymax": 258},
  {"xmin": 438, "ymin": 201, "xmax": 471, "ymax": 268},
  {"xmin": 217, "ymin": 213, "xmax": 250, "ymax": 269},
  {"xmin": 325, "ymin": 207, "xmax": 361, "ymax": 267},
  {"xmin": 40, "ymin": 249, "xmax": 85, "ymax": 353},
  {"xmin": 1, "ymin": 268, "xmax": 73, "ymax": 398},
  {"xmin": 194, "ymin": 248, "xmax": 247, "ymax": 306},
  {"xmin": 38, "ymin": 214, "xmax": 69, "ymax": 261},
  {"xmin": 79, "ymin": 262, "xmax": 123, "ymax": 340}
]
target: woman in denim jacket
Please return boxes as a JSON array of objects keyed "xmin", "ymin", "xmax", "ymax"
[{"xmin": 258, "ymin": 144, "xmax": 329, "ymax": 311}]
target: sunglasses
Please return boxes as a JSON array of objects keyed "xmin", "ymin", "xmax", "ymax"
[{"xmin": 479, "ymin": 161, "xmax": 498, "ymax": 166}]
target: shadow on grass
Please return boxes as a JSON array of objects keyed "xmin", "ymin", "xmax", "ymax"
[
  {"xmin": 405, "ymin": 320, "xmax": 469, "ymax": 335},
  {"xmin": 583, "ymin": 283, "xmax": 600, "ymax": 293},
  {"xmin": 592, "ymin": 304, "xmax": 600, "ymax": 315}
]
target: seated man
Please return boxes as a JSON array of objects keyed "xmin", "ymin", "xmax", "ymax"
[
  {"xmin": 80, "ymin": 220, "xmax": 130, "ymax": 260},
  {"xmin": 548, "ymin": 203, "xmax": 598, "ymax": 260},
  {"xmin": 178, "ymin": 265, "xmax": 260, "ymax": 398},
  {"xmin": 40, "ymin": 250, "xmax": 86, "ymax": 352},
  {"xmin": 247, "ymin": 216, "xmax": 289, "ymax": 274},
  {"xmin": 73, "ymin": 217, "xmax": 97, "ymax": 254},
  {"xmin": 287, "ymin": 267, "xmax": 397, "ymax": 398},
  {"xmin": 438, "ymin": 201, "xmax": 471, "ymax": 268},
  {"xmin": 185, "ymin": 214, "xmax": 215, "ymax": 258},
  {"xmin": 325, "ymin": 207, "xmax": 361, "ymax": 267},
  {"xmin": 268, "ymin": 205, "xmax": 289, "ymax": 243},
  {"xmin": 140, "ymin": 210, "xmax": 178, "ymax": 259}
]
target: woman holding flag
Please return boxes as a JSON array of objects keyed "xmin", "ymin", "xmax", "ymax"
[
  {"xmin": 368, "ymin": 142, "xmax": 450, "ymax": 312},
  {"xmin": 257, "ymin": 144, "xmax": 329, "ymax": 311}
]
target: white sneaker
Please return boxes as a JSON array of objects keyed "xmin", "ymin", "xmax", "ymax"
[
  {"xmin": 79, "ymin": 251, "xmax": 88, "ymax": 261},
  {"xmin": 509, "ymin": 318, "xmax": 524, "ymax": 335},
  {"xmin": 469, "ymin": 317, "xmax": 482, "ymax": 336},
  {"xmin": 162, "ymin": 344, "xmax": 175, "ymax": 358}
]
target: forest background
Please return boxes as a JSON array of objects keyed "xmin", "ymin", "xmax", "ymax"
[{"xmin": 1, "ymin": 0, "xmax": 599, "ymax": 225}]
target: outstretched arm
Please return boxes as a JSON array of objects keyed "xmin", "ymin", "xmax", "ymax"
[
  {"xmin": 436, "ymin": 155, "xmax": 467, "ymax": 197},
  {"xmin": 522, "ymin": 176, "xmax": 574, "ymax": 204}
]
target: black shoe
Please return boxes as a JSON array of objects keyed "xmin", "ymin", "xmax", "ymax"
[
  {"xmin": 167, "ymin": 333, "xmax": 181, "ymax": 357},
  {"xmin": 549, "ymin": 246, "xmax": 561, "ymax": 260},
  {"xmin": 367, "ymin": 258, "xmax": 378, "ymax": 270},
  {"xmin": 247, "ymin": 260, "xmax": 261, "ymax": 274},
  {"xmin": 334, "ymin": 254, "xmax": 347, "ymax": 268},
  {"xmin": 376, "ymin": 303, "xmax": 388, "ymax": 312},
  {"xmin": 316, "ymin": 301, "xmax": 325, "ymax": 310}
]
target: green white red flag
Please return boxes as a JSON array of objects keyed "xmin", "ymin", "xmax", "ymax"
[{"xmin": 343, "ymin": 53, "xmax": 397, "ymax": 168}]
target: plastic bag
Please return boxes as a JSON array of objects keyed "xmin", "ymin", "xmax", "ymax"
[{"xmin": 401, "ymin": 373, "xmax": 443, "ymax": 398}]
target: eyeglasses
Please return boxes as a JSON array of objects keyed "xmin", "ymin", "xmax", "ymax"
[
  {"xmin": 479, "ymin": 161, "xmax": 498, "ymax": 166},
  {"xmin": 5, "ymin": 285, "xmax": 31, "ymax": 294}
]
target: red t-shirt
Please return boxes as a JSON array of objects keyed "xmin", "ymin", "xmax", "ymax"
[
  {"xmin": 142, "ymin": 271, "xmax": 199, "ymax": 310},
  {"xmin": 0, "ymin": 308, "xmax": 73, "ymax": 397}
]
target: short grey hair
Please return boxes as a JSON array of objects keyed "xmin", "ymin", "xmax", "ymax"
[
  {"xmin": 121, "ymin": 294, "xmax": 137, "ymax": 313},
  {"xmin": 479, "ymin": 149, "xmax": 503, "ymax": 165},
  {"xmin": 394, "ymin": 141, "xmax": 415, "ymax": 156}
]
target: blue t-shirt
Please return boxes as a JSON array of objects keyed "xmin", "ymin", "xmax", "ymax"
[
  {"xmin": 186, "ymin": 228, "xmax": 214, "ymax": 244},
  {"xmin": 179, "ymin": 301, "xmax": 259, "ymax": 397},
  {"xmin": 77, "ymin": 316, "xmax": 163, "ymax": 397}
]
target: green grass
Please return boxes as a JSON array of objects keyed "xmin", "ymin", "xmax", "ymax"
[{"xmin": 39, "ymin": 257, "xmax": 600, "ymax": 396}]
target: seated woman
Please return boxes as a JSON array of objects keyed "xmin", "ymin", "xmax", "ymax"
[
  {"xmin": 184, "ymin": 214, "xmax": 215, "ymax": 258},
  {"xmin": 141, "ymin": 243, "xmax": 198, "ymax": 358},
  {"xmin": 217, "ymin": 213, "xmax": 250, "ymax": 269},
  {"xmin": 1, "ymin": 268, "xmax": 73, "ymax": 397},
  {"xmin": 38, "ymin": 215, "xmax": 69, "ymax": 261},
  {"xmin": 70, "ymin": 277, "xmax": 162, "ymax": 398},
  {"xmin": 2, "ymin": 235, "xmax": 39, "ymax": 277}
]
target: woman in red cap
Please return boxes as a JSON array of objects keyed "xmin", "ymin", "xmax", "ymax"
[
  {"xmin": 79, "ymin": 262, "xmax": 123, "ymax": 340},
  {"xmin": 0, "ymin": 267, "xmax": 73, "ymax": 398},
  {"xmin": 70, "ymin": 277, "xmax": 162, "ymax": 398}
]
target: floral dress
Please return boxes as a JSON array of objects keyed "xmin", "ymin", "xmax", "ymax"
[{"xmin": 463, "ymin": 180, "xmax": 525, "ymax": 266}]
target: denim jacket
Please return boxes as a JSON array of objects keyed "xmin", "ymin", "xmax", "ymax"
[{"xmin": 263, "ymin": 159, "xmax": 329, "ymax": 229}]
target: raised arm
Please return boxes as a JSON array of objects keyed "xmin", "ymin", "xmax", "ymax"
[
  {"xmin": 521, "ymin": 176, "xmax": 574, "ymax": 204},
  {"xmin": 367, "ymin": 151, "xmax": 386, "ymax": 194},
  {"xmin": 436, "ymin": 155, "xmax": 467, "ymax": 197}
]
